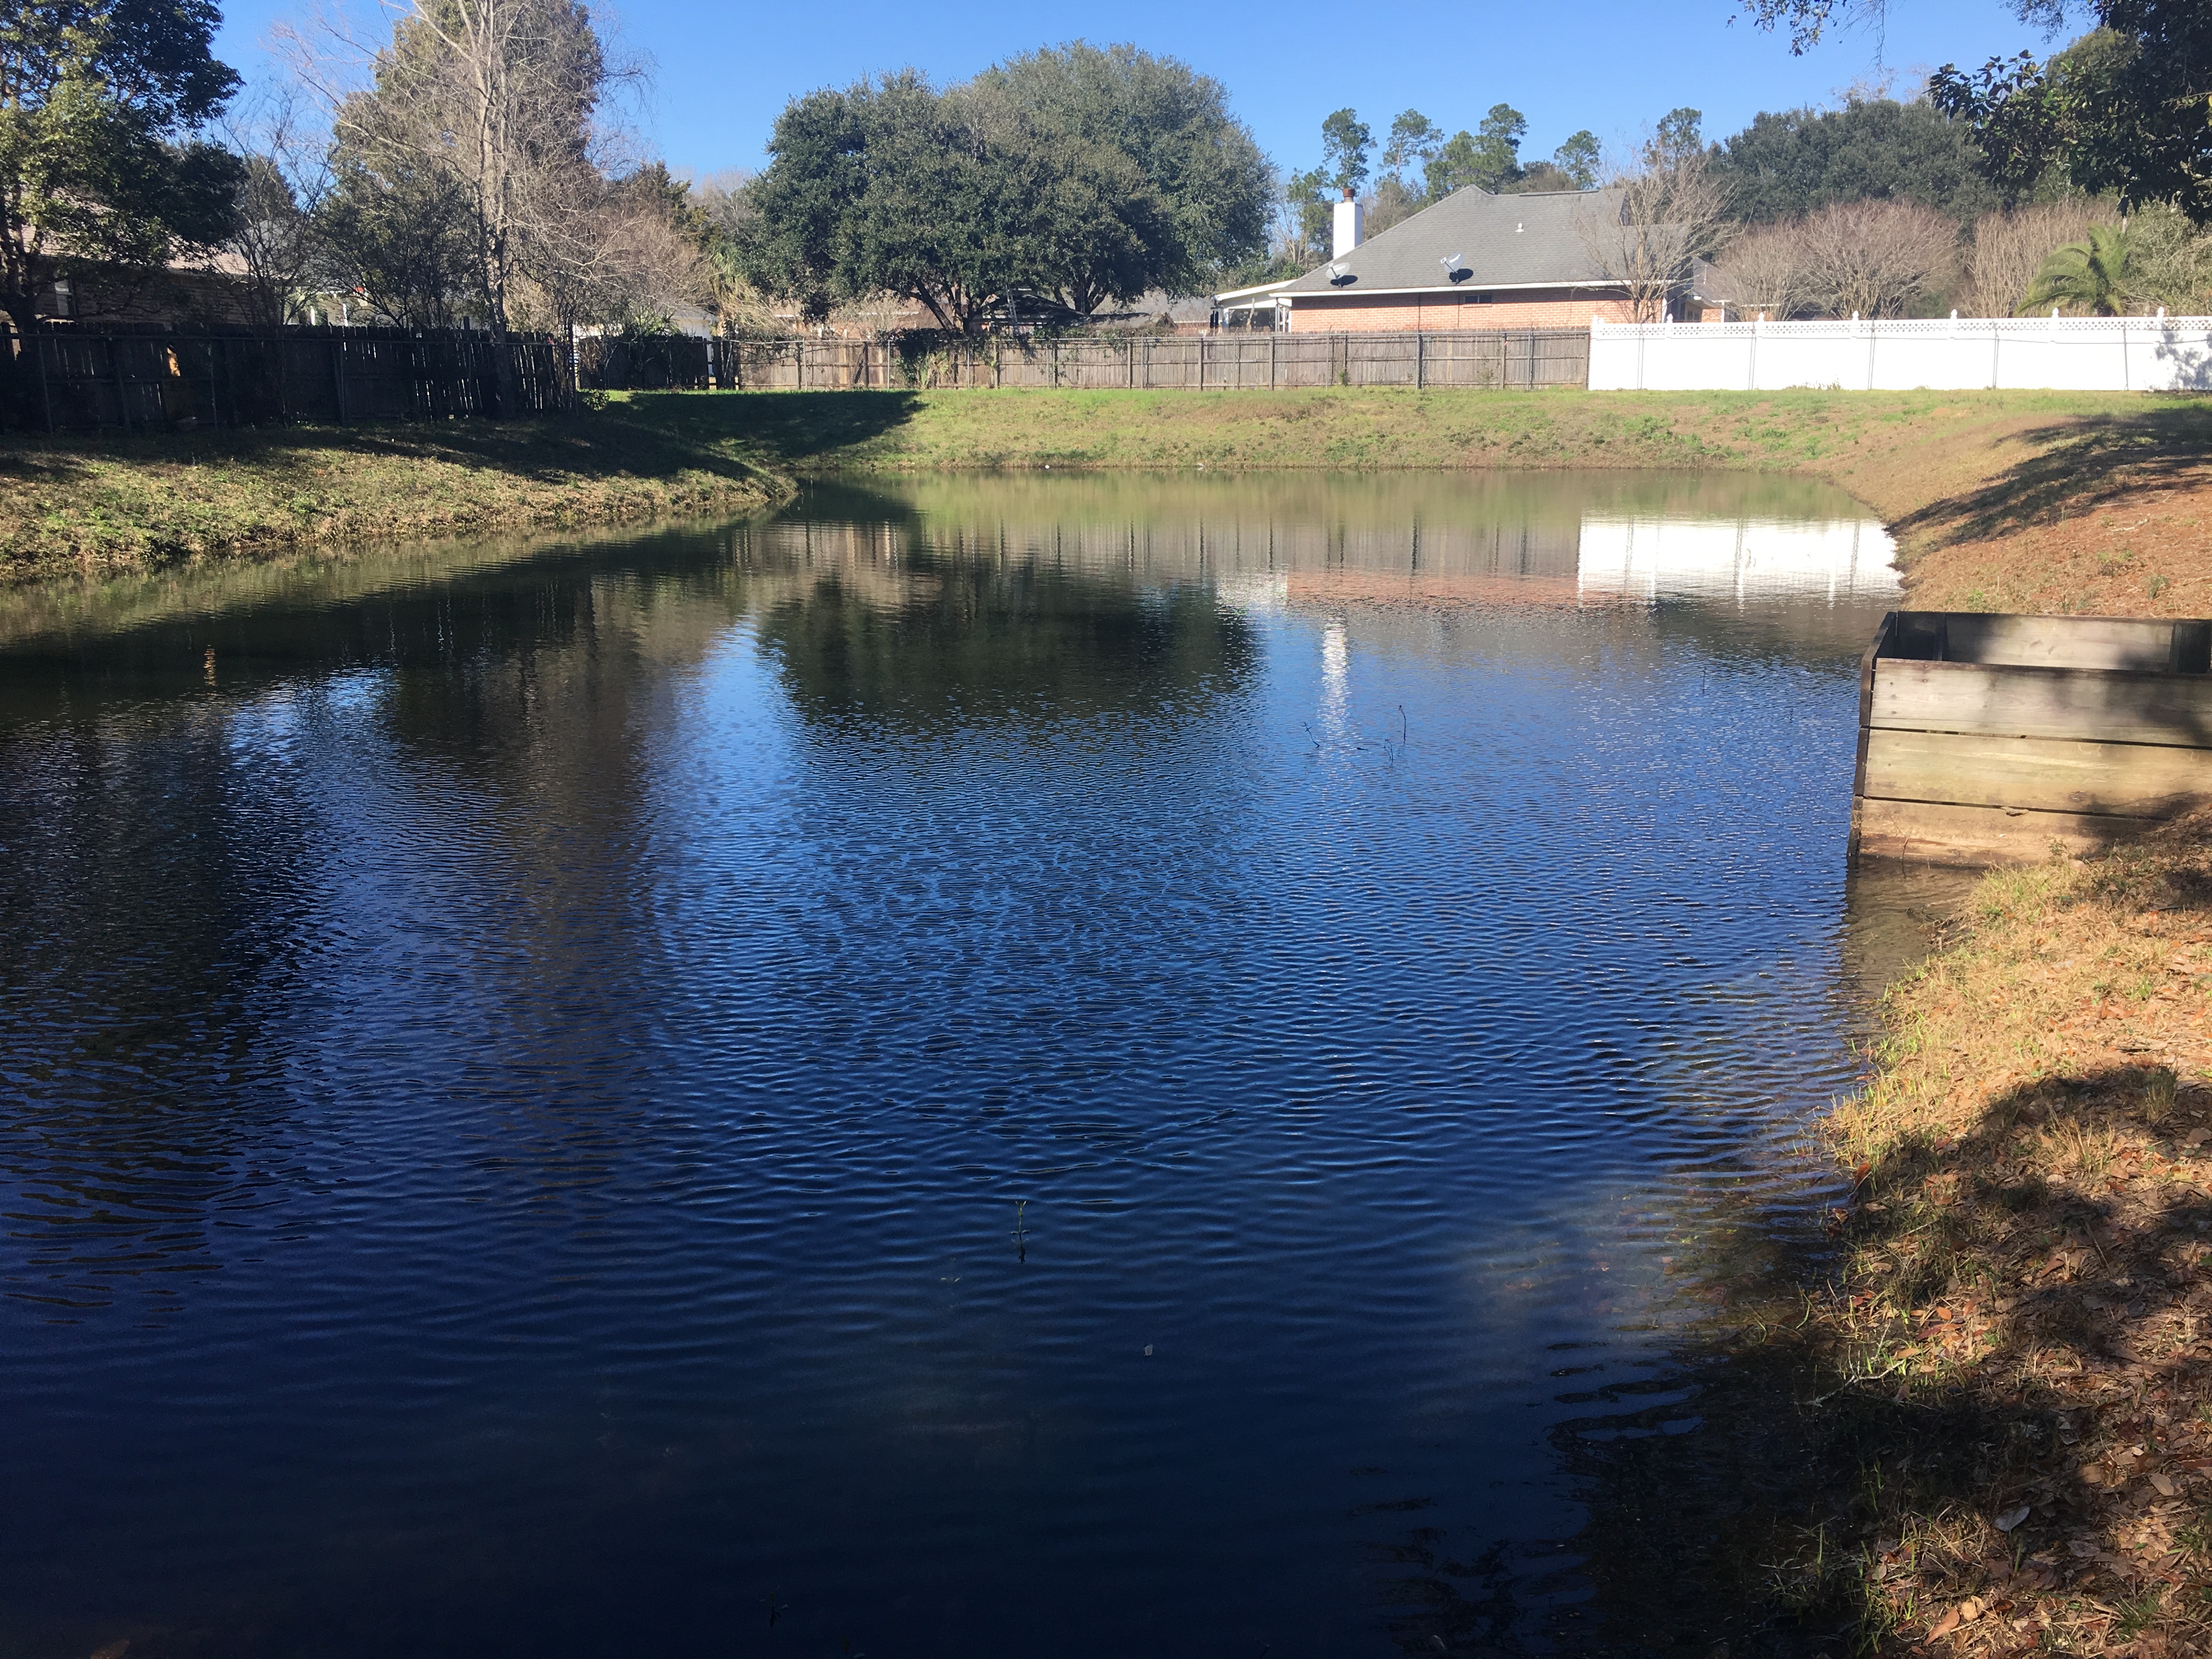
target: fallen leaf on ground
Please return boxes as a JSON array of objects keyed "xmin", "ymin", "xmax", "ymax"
[
  {"xmin": 1995, "ymin": 1504, "xmax": 2032, "ymax": 1531},
  {"xmin": 2151, "ymin": 1470, "xmax": 2178, "ymax": 1496},
  {"xmin": 1928, "ymin": 1605, "xmax": 1963, "ymax": 1638}
]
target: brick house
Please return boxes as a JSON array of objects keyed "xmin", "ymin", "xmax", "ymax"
[{"xmin": 1223, "ymin": 186, "xmax": 1720, "ymax": 333}]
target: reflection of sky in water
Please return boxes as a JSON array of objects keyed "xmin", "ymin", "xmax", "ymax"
[{"xmin": 0, "ymin": 472, "xmax": 1920, "ymax": 1659}]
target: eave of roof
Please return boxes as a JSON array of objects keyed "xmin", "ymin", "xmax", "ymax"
[
  {"xmin": 1286, "ymin": 279, "xmax": 1632, "ymax": 301},
  {"xmin": 1211, "ymin": 278, "xmax": 1296, "ymax": 302}
]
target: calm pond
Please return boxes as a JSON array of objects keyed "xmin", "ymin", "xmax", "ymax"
[{"xmin": 1, "ymin": 472, "xmax": 1956, "ymax": 1658}]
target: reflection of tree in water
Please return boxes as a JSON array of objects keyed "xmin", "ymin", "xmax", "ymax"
[
  {"xmin": 0, "ymin": 705, "xmax": 321, "ymax": 1307},
  {"xmin": 749, "ymin": 531, "xmax": 1259, "ymax": 732},
  {"xmin": 0, "ymin": 538, "xmax": 760, "ymax": 1306},
  {"xmin": 357, "ymin": 558, "xmax": 749, "ymax": 1211}
]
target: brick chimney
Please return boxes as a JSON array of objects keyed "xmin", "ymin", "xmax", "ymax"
[{"xmin": 1331, "ymin": 186, "xmax": 1364, "ymax": 260}]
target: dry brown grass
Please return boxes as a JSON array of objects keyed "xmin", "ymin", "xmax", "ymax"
[{"xmin": 1811, "ymin": 817, "xmax": 2212, "ymax": 1656}]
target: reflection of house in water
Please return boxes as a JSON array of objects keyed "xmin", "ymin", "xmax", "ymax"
[
  {"xmin": 760, "ymin": 476, "xmax": 1897, "ymax": 626},
  {"xmin": 1576, "ymin": 515, "xmax": 1899, "ymax": 605}
]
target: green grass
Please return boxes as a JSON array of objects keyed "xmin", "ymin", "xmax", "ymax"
[
  {"xmin": 678, "ymin": 383, "xmax": 2167, "ymax": 475},
  {"xmin": 7, "ymin": 382, "xmax": 2205, "ymax": 582},
  {"xmin": 0, "ymin": 393, "xmax": 792, "ymax": 580}
]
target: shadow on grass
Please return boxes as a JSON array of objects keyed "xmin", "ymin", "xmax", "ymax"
[
  {"xmin": 653, "ymin": 390, "xmax": 923, "ymax": 468},
  {"xmin": 1553, "ymin": 1052, "xmax": 2212, "ymax": 1657},
  {"xmin": 0, "ymin": 390, "xmax": 925, "ymax": 486},
  {"xmin": 1894, "ymin": 401, "xmax": 2212, "ymax": 549}
]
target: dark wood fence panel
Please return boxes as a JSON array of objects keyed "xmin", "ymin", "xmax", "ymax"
[
  {"xmin": 575, "ymin": 333, "xmax": 711, "ymax": 391},
  {"xmin": 707, "ymin": 330, "xmax": 1589, "ymax": 392},
  {"xmin": 1, "ymin": 325, "xmax": 573, "ymax": 432}
]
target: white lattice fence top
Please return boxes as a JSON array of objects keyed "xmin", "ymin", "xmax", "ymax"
[{"xmin": 1593, "ymin": 315, "xmax": 2212, "ymax": 341}]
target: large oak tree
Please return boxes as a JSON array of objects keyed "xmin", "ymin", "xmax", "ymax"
[{"xmin": 741, "ymin": 45, "xmax": 1269, "ymax": 334}]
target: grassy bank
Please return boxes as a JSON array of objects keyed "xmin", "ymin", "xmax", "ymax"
[
  {"xmin": 0, "ymin": 394, "xmax": 790, "ymax": 580},
  {"xmin": 700, "ymin": 384, "xmax": 2212, "ymax": 619},
  {"xmin": 1810, "ymin": 828, "xmax": 2212, "ymax": 1655},
  {"xmin": 13, "ymin": 387, "xmax": 2212, "ymax": 613}
]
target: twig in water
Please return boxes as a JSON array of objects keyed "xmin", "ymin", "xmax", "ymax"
[{"xmin": 1014, "ymin": 1198, "xmax": 1027, "ymax": 1262}]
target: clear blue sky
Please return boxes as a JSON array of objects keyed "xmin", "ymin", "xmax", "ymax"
[{"xmin": 211, "ymin": 0, "xmax": 2055, "ymax": 181}]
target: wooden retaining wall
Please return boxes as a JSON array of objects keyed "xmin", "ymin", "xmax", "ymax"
[{"xmin": 1850, "ymin": 612, "xmax": 2212, "ymax": 865}]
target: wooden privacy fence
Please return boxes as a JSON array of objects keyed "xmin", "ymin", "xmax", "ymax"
[
  {"xmin": 1, "ymin": 326, "xmax": 574, "ymax": 432},
  {"xmin": 709, "ymin": 330, "xmax": 1590, "ymax": 392}
]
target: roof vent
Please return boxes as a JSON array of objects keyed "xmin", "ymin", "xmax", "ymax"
[{"xmin": 1515, "ymin": 222, "xmax": 1524, "ymax": 233}]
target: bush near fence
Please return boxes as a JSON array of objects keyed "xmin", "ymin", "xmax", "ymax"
[
  {"xmin": 575, "ymin": 332, "xmax": 712, "ymax": 392},
  {"xmin": 0, "ymin": 324, "xmax": 574, "ymax": 432}
]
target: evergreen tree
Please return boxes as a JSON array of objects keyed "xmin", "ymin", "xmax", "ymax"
[{"xmin": 1713, "ymin": 97, "xmax": 1997, "ymax": 224}]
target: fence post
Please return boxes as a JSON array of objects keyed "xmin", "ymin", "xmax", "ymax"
[
  {"xmin": 111, "ymin": 336, "xmax": 131, "ymax": 430},
  {"xmin": 1128, "ymin": 336, "xmax": 1135, "ymax": 390},
  {"xmin": 1198, "ymin": 334, "xmax": 1207, "ymax": 390},
  {"xmin": 1415, "ymin": 331, "xmax": 1425, "ymax": 389},
  {"xmin": 331, "ymin": 333, "xmax": 348, "ymax": 422},
  {"xmin": 1269, "ymin": 331, "xmax": 1277, "ymax": 388},
  {"xmin": 35, "ymin": 329, "xmax": 54, "ymax": 433}
]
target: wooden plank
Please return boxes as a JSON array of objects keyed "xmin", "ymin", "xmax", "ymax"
[
  {"xmin": 1846, "ymin": 611, "xmax": 1896, "ymax": 861},
  {"xmin": 1861, "ymin": 727, "xmax": 2212, "ymax": 817},
  {"xmin": 1927, "ymin": 612, "xmax": 2181, "ymax": 671},
  {"xmin": 1872, "ymin": 658, "xmax": 2212, "ymax": 746},
  {"xmin": 1854, "ymin": 798, "xmax": 2162, "ymax": 867}
]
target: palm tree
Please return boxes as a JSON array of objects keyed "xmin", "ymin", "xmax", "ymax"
[{"xmin": 2018, "ymin": 224, "xmax": 2132, "ymax": 316}]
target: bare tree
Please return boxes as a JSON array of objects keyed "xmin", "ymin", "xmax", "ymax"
[
  {"xmin": 1577, "ymin": 136, "xmax": 1736, "ymax": 322},
  {"xmin": 517, "ymin": 166, "xmax": 711, "ymax": 332},
  {"xmin": 1794, "ymin": 199, "xmax": 1958, "ymax": 318},
  {"xmin": 218, "ymin": 88, "xmax": 330, "ymax": 326},
  {"xmin": 1965, "ymin": 198, "xmax": 2109, "ymax": 317},
  {"xmin": 1713, "ymin": 220, "xmax": 1811, "ymax": 318},
  {"xmin": 288, "ymin": 0, "xmax": 633, "ymax": 399}
]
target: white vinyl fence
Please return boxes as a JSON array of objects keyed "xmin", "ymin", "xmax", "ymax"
[{"xmin": 1590, "ymin": 314, "xmax": 2212, "ymax": 393}]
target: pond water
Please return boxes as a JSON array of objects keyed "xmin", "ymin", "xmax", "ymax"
[{"xmin": 1, "ymin": 471, "xmax": 1959, "ymax": 1659}]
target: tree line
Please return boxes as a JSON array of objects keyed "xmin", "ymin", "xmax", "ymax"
[{"xmin": 2, "ymin": 0, "xmax": 2207, "ymax": 343}]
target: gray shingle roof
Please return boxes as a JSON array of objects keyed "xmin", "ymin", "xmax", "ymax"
[{"xmin": 1277, "ymin": 187, "xmax": 1626, "ymax": 296}]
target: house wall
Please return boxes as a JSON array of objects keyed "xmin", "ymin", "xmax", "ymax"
[{"xmin": 1285, "ymin": 290, "xmax": 1638, "ymax": 332}]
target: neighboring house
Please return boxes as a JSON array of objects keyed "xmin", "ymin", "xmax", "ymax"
[
  {"xmin": 1220, "ymin": 187, "xmax": 1722, "ymax": 333},
  {"xmin": 1102, "ymin": 292, "xmax": 1214, "ymax": 334},
  {"xmin": 25, "ymin": 252, "xmax": 257, "ymax": 329}
]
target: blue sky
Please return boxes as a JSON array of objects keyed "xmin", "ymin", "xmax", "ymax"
[{"xmin": 210, "ymin": 0, "xmax": 2055, "ymax": 182}]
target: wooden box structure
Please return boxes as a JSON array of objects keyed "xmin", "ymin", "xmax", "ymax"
[{"xmin": 1850, "ymin": 612, "xmax": 2212, "ymax": 866}]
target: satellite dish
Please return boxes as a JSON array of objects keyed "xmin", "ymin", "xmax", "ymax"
[
  {"xmin": 1330, "ymin": 262, "xmax": 1348, "ymax": 278},
  {"xmin": 1440, "ymin": 253, "xmax": 1463, "ymax": 269}
]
